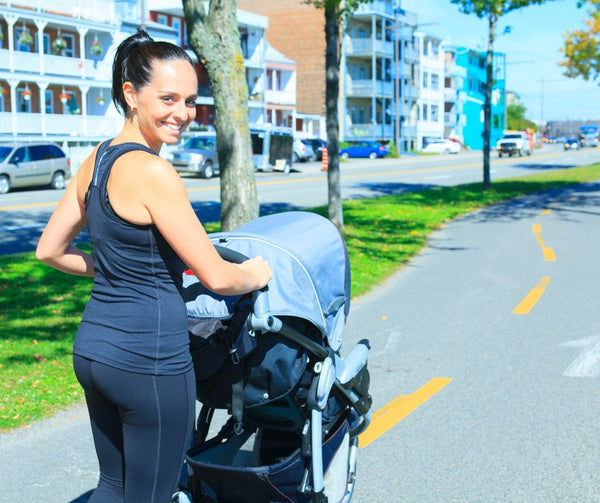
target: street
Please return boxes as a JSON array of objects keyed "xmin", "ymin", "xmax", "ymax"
[{"xmin": 1, "ymin": 143, "xmax": 600, "ymax": 256}]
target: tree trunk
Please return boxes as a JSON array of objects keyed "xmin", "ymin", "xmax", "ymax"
[
  {"xmin": 483, "ymin": 12, "xmax": 496, "ymax": 189},
  {"xmin": 182, "ymin": 0, "xmax": 258, "ymax": 231},
  {"xmin": 325, "ymin": 3, "xmax": 344, "ymax": 231}
]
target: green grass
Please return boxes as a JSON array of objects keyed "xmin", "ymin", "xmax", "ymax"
[{"xmin": 1, "ymin": 163, "xmax": 600, "ymax": 431}]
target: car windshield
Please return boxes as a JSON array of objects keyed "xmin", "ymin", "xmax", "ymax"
[
  {"xmin": 0, "ymin": 146, "xmax": 13, "ymax": 162},
  {"xmin": 184, "ymin": 138, "xmax": 215, "ymax": 149},
  {"xmin": 503, "ymin": 134, "xmax": 522, "ymax": 139}
]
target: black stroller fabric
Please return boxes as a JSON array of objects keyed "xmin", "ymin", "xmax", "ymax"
[{"xmin": 186, "ymin": 419, "xmax": 350, "ymax": 503}]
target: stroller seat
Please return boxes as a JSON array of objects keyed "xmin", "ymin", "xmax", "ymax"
[{"xmin": 176, "ymin": 212, "xmax": 372, "ymax": 503}]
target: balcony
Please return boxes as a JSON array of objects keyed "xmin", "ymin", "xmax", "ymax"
[
  {"xmin": 344, "ymin": 122, "xmax": 394, "ymax": 142},
  {"xmin": 346, "ymin": 78, "xmax": 393, "ymax": 97},
  {"xmin": 1, "ymin": 0, "xmax": 118, "ymax": 24},
  {"xmin": 345, "ymin": 37, "xmax": 393, "ymax": 57},
  {"xmin": 354, "ymin": 0, "xmax": 394, "ymax": 17},
  {"xmin": 0, "ymin": 47, "xmax": 113, "ymax": 81},
  {"xmin": 0, "ymin": 111, "xmax": 121, "ymax": 138},
  {"xmin": 265, "ymin": 89, "xmax": 295, "ymax": 107},
  {"xmin": 444, "ymin": 88, "xmax": 458, "ymax": 102}
]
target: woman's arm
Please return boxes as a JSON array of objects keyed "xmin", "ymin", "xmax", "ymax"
[
  {"xmin": 36, "ymin": 174, "xmax": 95, "ymax": 277},
  {"xmin": 137, "ymin": 157, "xmax": 271, "ymax": 295}
]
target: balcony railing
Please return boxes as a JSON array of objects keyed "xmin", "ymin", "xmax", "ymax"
[
  {"xmin": 345, "ymin": 37, "xmax": 394, "ymax": 56},
  {"xmin": 354, "ymin": 0, "xmax": 394, "ymax": 17},
  {"xmin": 1, "ymin": 0, "xmax": 118, "ymax": 24},
  {"xmin": 265, "ymin": 89, "xmax": 295, "ymax": 107},
  {"xmin": 0, "ymin": 111, "xmax": 121, "ymax": 137},
  {"xmin": 346, "ymin": 78, "xmax": 393, "ymax": 97}
]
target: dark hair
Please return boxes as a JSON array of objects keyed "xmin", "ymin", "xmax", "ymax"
[{"xmin": 112, "ymin": 28, "xmax": 193, "ymax": 115}]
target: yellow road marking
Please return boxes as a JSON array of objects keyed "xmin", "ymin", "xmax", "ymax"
[
  {"xmin": 541, "ymin": 209, "xmax": 551, "ymax": 216},
  {"xmin": 531, "ymin": 224, "xmax": 556, "ymax": 261},
  {"xmin": 513, "ymin": 277, "xmax": 551, "ymax": 315},
  {"xmin": 359, "ymin": 377, "xmax": 452, "ymax": 448}
]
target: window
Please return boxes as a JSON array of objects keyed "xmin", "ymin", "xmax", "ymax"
[
  {"xmin": 16, "ymin": 27, "xmax": 33, "ymax": 52},
  {"xmin": 43, "ymin": 33, "xmax": 50, "ymax": 54},
  {"xmin": 10, "ymin": 147, "xmax": 29, "ymax": 164},
  {"xmin": 45, "ymin": 90, "xmax": 53, "ymax": 114},
  {"xmin": 431, "ymin": 104, "xmax": 439, "ymax": 122},
  {"xmin": 422, "ymin": 71, "xmax": 428, "ymax": 88},
  {"xmin": 359, "ymin": 66, "xmax": 365, "ymax": 80},
  {"xmin": 358, "ymin": 106, "xmax": 365, "ymax": 123},
  {"xmin": 350, "ymin": 106, "xmax": 357, "ymax": 123},
  {"xmin": 30, "ymin": 144, "xmax": 64, "ymax": 161},
  {"xmin": 157, "ymin": 14, "xmax": 168, "ymax": 25},
  {"xmin": 423, "ymin": 41, "xmax": 429, "ymax": 56},
  {"xmin": 56, "ymin": 34, "xmax": 76, "ymax": 58},
  {"xmin": 352, "ymin": 64, "xmax": 357, "ymax": 80},
  {"xmin": 431, "ymin": 73, "xmax": 439, "ymax": 90},
  {"xmin": 422, "ymin": 104, "xmax": 428, "ymax": 121}
]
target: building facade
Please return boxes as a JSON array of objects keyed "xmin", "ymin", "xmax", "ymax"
[{"xmin": 455, "ymin": 47, "xmax": 506, "ymax": 150}]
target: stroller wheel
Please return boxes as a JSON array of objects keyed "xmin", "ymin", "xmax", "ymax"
[{"xmin": 170, "ymin": 490, "xmax": 192, "ymax": 503}]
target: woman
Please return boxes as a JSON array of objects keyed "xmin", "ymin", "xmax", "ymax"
[{"xmin": 36, "ymin": 30, "xmax": 272, "ymax": 502}]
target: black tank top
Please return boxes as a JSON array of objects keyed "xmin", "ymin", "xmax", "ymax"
[{"xmin": 74, "ymin": 141, "xmax": 191, "ymax": 375}]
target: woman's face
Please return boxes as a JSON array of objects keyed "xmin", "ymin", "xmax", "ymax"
[{"xmin": 128, "ymin": 58, "xmax": 198, "ymax": 150}]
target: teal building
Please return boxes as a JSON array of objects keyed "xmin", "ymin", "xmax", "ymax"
[{"xmin": 455, "ymin": 48, "xmax": 506, "ymax": 150}]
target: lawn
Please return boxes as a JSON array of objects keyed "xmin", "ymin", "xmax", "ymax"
[{"xmin": 1, "ymin": 163, "xmax": 600, "ymax": 431}]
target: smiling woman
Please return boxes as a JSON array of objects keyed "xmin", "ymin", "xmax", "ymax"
[{"xmin": 34, "ymin": 28, "xmax": 272, "ymax": 502}]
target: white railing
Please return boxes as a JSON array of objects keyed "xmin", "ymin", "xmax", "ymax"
[
  {"xmin": 265, "ymin": 89, "xmax": 295, "ymax": 107},
  {"xmin": 0, "ymin": 111, "xmax": 121, "ymax": 137},
  {"xmin": 0, "ymin": 0, "xmax": 117, "ymax": 24}
]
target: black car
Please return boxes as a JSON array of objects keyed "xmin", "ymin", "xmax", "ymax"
[{"xmin": 302, "ymin": 138, "xmax": 327, "ymax": 160}]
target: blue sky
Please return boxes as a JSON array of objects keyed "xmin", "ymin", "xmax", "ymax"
[{"xmin": 401, "ymin": 0, "xmax": 600, "ymax": 123}]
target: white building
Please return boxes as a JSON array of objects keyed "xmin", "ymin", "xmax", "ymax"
[{"xmin": 414, "ymin": 31, "xmax": 445, "ymax": 149}]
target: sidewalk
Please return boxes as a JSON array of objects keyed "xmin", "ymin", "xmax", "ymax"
[{"xmin": 0, "ymin": 404, "xmax": 96, "ymax": 502}]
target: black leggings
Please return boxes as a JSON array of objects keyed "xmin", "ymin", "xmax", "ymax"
[{"xmin": 73, "ymin": 355, "xmax": 195, "ymax": 503}]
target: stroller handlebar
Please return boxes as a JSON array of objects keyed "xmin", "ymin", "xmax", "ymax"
[{"xmin": 213, "ymin": 244, "xmax": 282, "ymax": 333}]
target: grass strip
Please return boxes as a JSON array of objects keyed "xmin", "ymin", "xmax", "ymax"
[{"xmin": 1, "ymin": 163, "xmax": 599, "ymax": 431}]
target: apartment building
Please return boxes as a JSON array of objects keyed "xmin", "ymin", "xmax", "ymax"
[
  {"xmin": 443, "ymin": 47, "xmax": 466, "ymax": 143},
  {"xmin": 149, "ymin": 1, "xmax": 273, "ymax": 128},
  {"xmin": 455, "ymin": 47, "xmax": 506, "ymax": 150},
  {"xmin": 0, "ymin": 0, "xmax": 182, "ymax": 144},
  {"xmin": 414, "ymin": 31, "xmax": 445, "ymax": 149}
]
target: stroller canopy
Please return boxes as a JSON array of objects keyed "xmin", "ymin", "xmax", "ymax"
[{"xmin": 186, "ymin": 211, "xmax": 350, "ymax": 351}]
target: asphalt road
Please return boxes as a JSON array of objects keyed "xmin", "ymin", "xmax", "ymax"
[
  {"xmin": 1, "ymin": 180, "xmax": 599, "ymax": 501},
  {"xmin": 1, "ymin": 143, "xmax": 600, "ymax": 255}
]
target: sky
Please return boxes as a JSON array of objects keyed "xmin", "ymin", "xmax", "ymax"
[{"xmin": 401, "ymin": 0, "xmax": 600, "ymax": 123}]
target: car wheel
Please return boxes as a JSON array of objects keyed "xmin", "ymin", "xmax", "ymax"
[
  {"xmin": 498, "ymin": 153, "xmax": 502, "ymax": 158},
  {"xmin": 202, "ymin": 162, "xmax": 214, "ymax": 179},
  {"xmin": 0, "ymin": 175, "xmax": 10, "ymax": 194},
  {"xmin": 50, "ymin": 171, "xmax": 66, "ymax": 190},
  {"xmin": 443, "ymin": 148, "xmax": 451, "ymax": 154},
  {"xmin": 341, "ymin": 152, "xmax": 349, "ymax": 160},
  {"xmin": 292, "ymin": 152, "xmax": 299, "ymax": 163},
  {"xmin": 369, "ymin": 152, "xmax": 377, "ymax": 160},
  {"xmin": 283, "ymin": 162, "xmax": 291, "ymax": 175}
]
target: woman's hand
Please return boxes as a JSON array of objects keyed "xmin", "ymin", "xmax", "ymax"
[{"xmin": 238, "ymin": 256, "xmax": 272, "ymax": 291}]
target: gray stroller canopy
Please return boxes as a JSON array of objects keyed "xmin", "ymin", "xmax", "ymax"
[{"xmin": 186, "ymin": 211, "xmax": 351, "ymax": 351}]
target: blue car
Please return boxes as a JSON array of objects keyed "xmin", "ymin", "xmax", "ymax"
[{"xmin": 340, "ymin": 141, "xmax": 389, "ymax": 160}]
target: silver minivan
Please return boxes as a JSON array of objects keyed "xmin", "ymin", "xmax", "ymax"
[{"xmin": 0, "ymin": 142, "xmax": 71, "ymax": 194}]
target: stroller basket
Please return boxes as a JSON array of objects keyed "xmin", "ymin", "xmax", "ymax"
[{"xmin": 186, "ymin": 419, "xmax": 351, "ymax": 503}]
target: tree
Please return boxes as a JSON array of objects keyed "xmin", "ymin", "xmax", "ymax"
[
  {"xmin": 182, "ymin": 0, "xmax": 258, "ymax": 231},
  {"xmin": 450, "ymin": 0, "xmax": 550, "ymax": 189},
  {"xmin": 506, "ymin": 98, "xmax": 538, "ymax": 131},
  {"xmin": 560, "ymin": 0, "xmax": 600, "ymax": 81},
  {"xmin": 304, "ymin": 0, "xmax": 373, "ymax": 231}
]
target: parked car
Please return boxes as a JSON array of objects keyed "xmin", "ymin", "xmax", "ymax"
[
  {"xmin": 302, "ymin": 138, "xmax": 327, "ymax": 160},
  {"xmin": 0, "ymin": 142, "xmax": 70, "ymax": 194},
  {"xmin": 340, "ymin": 141, "xmax": 389, "ymax": 160},
  {"xmin": 422, "ymin": 138, "xmax": 461, "ymax": 154},
  {"xmin": 563, "ymin": 138, "xmax": 581, "ymax": 150},
  {"xmin": 293, "ymin": 138, "xmax": 316, "ymax": 163},
  {"xmin": 167, "ymin": 134, "xmax": 219, "ymax": 179}
]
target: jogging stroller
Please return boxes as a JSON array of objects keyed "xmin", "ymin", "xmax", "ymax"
[{"xmin": 174, "ymin": 211, "xmax": 372, "ymax": 503}]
